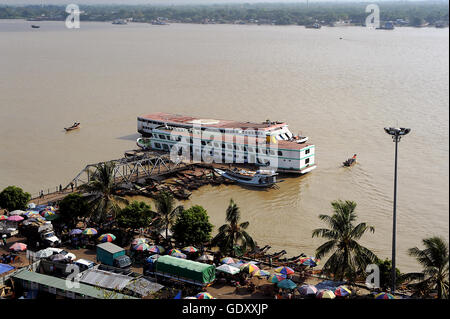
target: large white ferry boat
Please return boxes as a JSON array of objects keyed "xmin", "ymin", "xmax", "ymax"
[{"xmin": 137, "ymin": 112, "xmax": 316, "ymax": 174}]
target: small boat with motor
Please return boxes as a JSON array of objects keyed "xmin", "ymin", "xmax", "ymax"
[
  {"xmin": 137, "ymin": 137, "xmax": 152, "ymax": 150},
  {"xmin": 31, "ymin": 25, "xmax": 40, "ymax": 29},
  {"xmin": 343, "ymin": 154, "xmax": 357, "ymax": 167},
  {"xmin": 214, "ymin": 168, "xmax": 281, "ymax": 188},
  {"xmin": 64, "ymin": 122, "xmax": 80, "ymax": 131}
]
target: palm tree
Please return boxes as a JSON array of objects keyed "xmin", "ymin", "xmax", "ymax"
[
  {"xmin": 212, "ymin": 199, "xmax": 255, "ymax": 256},
  {"xmin": 153, "ymin": 191, "xmax": 183, "ymax": 242},
  {"xmin": 80, "ymin": 161, "xmax": 128, "ymax": 225},
  {"xmin": 403, "ymin": 237, "xmax": 449, "ymax": 299},
  {"xmin": 312, "ymin": 200, "xmax": 377, "ymax": 282}
]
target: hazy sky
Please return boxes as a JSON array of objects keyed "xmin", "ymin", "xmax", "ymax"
[{"xmin": 0, "ymin": 0, "xmax": 434, "ymax": 5}]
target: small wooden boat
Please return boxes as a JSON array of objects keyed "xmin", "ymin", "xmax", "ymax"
[
  {"xmin": 343, "ymin": 154, "xmax": 357, "ymax": 167},
  {"xmin": 31, "ymin": 25, "xmax": 40, "ymax": 29},
  {"xmin": 214, "ymin": 168, "xmax": 280, "ymax": 188},
  {"xmin": 137, "ymin": 137, "xmax": 152, "ymax": 150},
  {"xmin": 64, "ymin": 122, "xmax": 80, "ymax": 131}
]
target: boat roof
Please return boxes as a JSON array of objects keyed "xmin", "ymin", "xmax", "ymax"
[{"xmin": 139, "ymin": 112, "xmax": 287, "ymax": 132}]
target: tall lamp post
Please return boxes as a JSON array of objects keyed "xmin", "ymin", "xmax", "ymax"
[{"xmin": 384, "ymin": 127, "xmax": 411, "ymax": 294}]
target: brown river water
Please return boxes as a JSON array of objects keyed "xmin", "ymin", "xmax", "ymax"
[{"xmin": 0, "ymin": 20, "xmax": 448, "ymax": 272}]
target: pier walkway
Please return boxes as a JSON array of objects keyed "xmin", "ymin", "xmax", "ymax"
[{"xmin": 29, "ymin": 151, "xmax": 191, "ymax": 205}]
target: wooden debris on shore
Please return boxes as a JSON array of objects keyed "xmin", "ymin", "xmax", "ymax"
[{"xmin": 113, "ymin": 165, "xmax": 235, "ymax": 200}]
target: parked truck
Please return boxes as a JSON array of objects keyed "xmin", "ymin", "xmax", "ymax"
[
  {"xmin": 153, "ymin": 255, "xmax": 216, "ymax": 287},
  {"xmin": 19, "ymin": 219, "xmax": 60, "ymax": 248},
  {"xmin": 96, "ymin": 242, "xmax": 132, "ymax": 270}
]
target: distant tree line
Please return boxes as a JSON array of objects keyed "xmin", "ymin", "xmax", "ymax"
[{"xmin": 0, "ymin": 1, "xmax": 448, "ymax": 26}]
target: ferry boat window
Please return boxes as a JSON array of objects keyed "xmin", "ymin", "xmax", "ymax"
[
  {"xmin": 305, "ymin": 158, "xmax": 310, "ymax": 164},
  {"xmin": 305, "ymin": 149, "xmax": 310, "ymax": 154},
  {"xmin": 201, "ymin": 141, "xmax": 206, "ymax": 146},
  {"xmin": 227, "ymin": 144, "xmax": 232, "ymax": 149},
  {"xmin": 214, "ymin": 142, "xmax": 220, "ymax": 148},
  {"xmin": 159, "ymin": 135, "xmax": 166, "ymax": 140},
  {"xmin": 163, "ymin": 144, "xmax": 169, "ymax": 151},
  {"xmin": 248, "ymin": 146, "xmax": 254, "ymax": 152},
  {"xmin": 269, "ymin": 150, "xmax": 275, "ymax": 155},
  {"xmin": 278, "ymin": 151, "xmax": 283, "ymax": 156},
  {"xmin": 154, "ymin": 142, "xmax": 161, "ymax": 149}
]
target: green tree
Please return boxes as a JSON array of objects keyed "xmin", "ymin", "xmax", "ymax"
[
  {"xmin": 172, "ymin": 205, "xmax": 213, "ymax": 247},
  {"xmin": 403, "ymin": 237, "xmax": 449, "ymax": 299},
  {"xmin": 0, "ymin": 186, "xmax": 31, "ymax": 211},
  {"xmin": 79, "ymin": 161, "xmax": 128, "ymax": 225},
  {"xmin": 312, "ymin": 200, "xmax": 377, "ymax": 282},
  {"xmin": 376, "ymin": 258, "xmax": 403, "ymax": 290},
  {"xmin": 58, "ymin": 193, "xmax": 89, "ymax": 228},
  {"xmin": 212, "ymin": 199, "xmax": 255, "ymax": 256},
  {"xmin": 153, "ymin": 191, "xmax": 183, "ymax": 242},
  {"xmin": 117, "ymin": 201, "xmax": 154, "ymax": 232}
]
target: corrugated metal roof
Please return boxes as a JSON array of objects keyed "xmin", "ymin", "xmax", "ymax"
[
  {"xmin": 79, "ymin": 269, "xmax": 133, "ymax": 291},
  {"xmin": 97, "ymin": 242, "xmax": 124, "ymax": 254},
  {"xmin": 12, "ymin": 270, "xmax": 135, "ymax": 299},
  {"xmin": 124, "ymin": 277, "xmax": 164, "ymax": 297}
]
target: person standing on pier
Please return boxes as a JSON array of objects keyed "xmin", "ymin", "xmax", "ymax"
[{"xmin": 70, "ymin": 182, "xmax": 74, "ymax": 192}]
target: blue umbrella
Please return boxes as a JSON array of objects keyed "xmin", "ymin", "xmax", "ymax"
[
  {"xmin": 277, "ymin": 279, "xmax": 297, "ymax": 290},
  {"xmin": 70, "ymin": 229, "xmax": 82, "ymax": 235}
]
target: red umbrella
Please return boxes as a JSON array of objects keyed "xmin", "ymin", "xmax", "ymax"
[{"xmin": 8, "ymin": 215, "xmax": 24, "ymax": 222}]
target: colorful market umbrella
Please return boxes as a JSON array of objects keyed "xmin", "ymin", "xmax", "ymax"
[
  {"xmin": 82, "ymin": 228, "xmax": 98, "ymax": 236},
  {"xmin": 98, "ymin": 233, "xmax": 116, "ymax": 243},
  {"xmin": 0, "ymin": 215, "xmax": 8, "ymax": 221},
  {"xmin": 316, "ymin": 289, "xmax": 336, "ymax": 299},
  {"xmin": 220, "ymin": 257, "xmax": 236, "ymax": 265},
  {"xmin": 42, "ymin": 210, "xmax": 59, "ymax": 221},
  {"xmin": 7, "ymin": 215, "xmax": 24, "ymax": 222},
  {"xmin": 169, "ymin": 248, "xmax": 182, "ymax": 255},
  {"xmin": 132, "ymin": 238, "xmax": 150, "ymax": 245},
  {"xmin": 374, "ymin": 292, "xmax": 396, "ymax": 299},
  {"xmin": 274, "ymin": 266, "xmax": 295, "ymax": 276},
  {"xmin": 70, "ymin": 229, "xmax": 82, "ymax": 235},
  {"xmin": 197, "ymin": 254, "xmax": 214, "ymax": 262},
  {"xmin": 277, "ymin": 279, "xmax": 297, "ymax": 290},
  {"xmin": 269, "ymin": 273, "xmax": 287, "ymax": 283},
  {"xmin": 298, "ymin": 284, "xmax": 318, "ymax": 296},
  {"xmin": 172, "ymin": 252, "xmax": 187, "ymax": 259},
  {"xmin": 9, "ymin": 242, "xmax": 27, "ymax": 251},
  {"xmin": 216, "ymin": 264, "xmax": 240, "ymax": 275},
  {"xmin": 182, "ymin": 246, "xmax": 198, "ymax": 254},
  {"xmin": 196, "ymin": 292, "xmax": 215, "ymax": 299},
  {"xmin": 24, "ymin": 211, "xmax": 40, "ymax": 217},
  {"xmin": 148, "ymin": 245, "xmax": 165, "ymax": 254},
  {"xmin": 298, "ymin": 257, "xmax": 319, "ymax": 267},
  {"xmin": 133, "ymin": 243, "xmax": 151, "ymax": 251},
  {"xmin": 334, "ymin": 286, "xmax": 352, "ymax": 297},
  {"xmin": 240, "ymin": 263, "xmax": 260, "ymax": 274},
  {"xmin": 9, "ymin": 210, "xmax": 25, "ymax": 216},
  {"xmin": 253, "ymin": 269, "xmax": 271, "ymax": 277}
]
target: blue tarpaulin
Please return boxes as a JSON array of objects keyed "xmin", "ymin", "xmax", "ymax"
[
  {"xmin": 315, "ymin": 280, "xmax": 346, "ymax": 291},
  {"xmin": 0, "ymin": 263, "xmax": 15, "ymax": 275}
]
